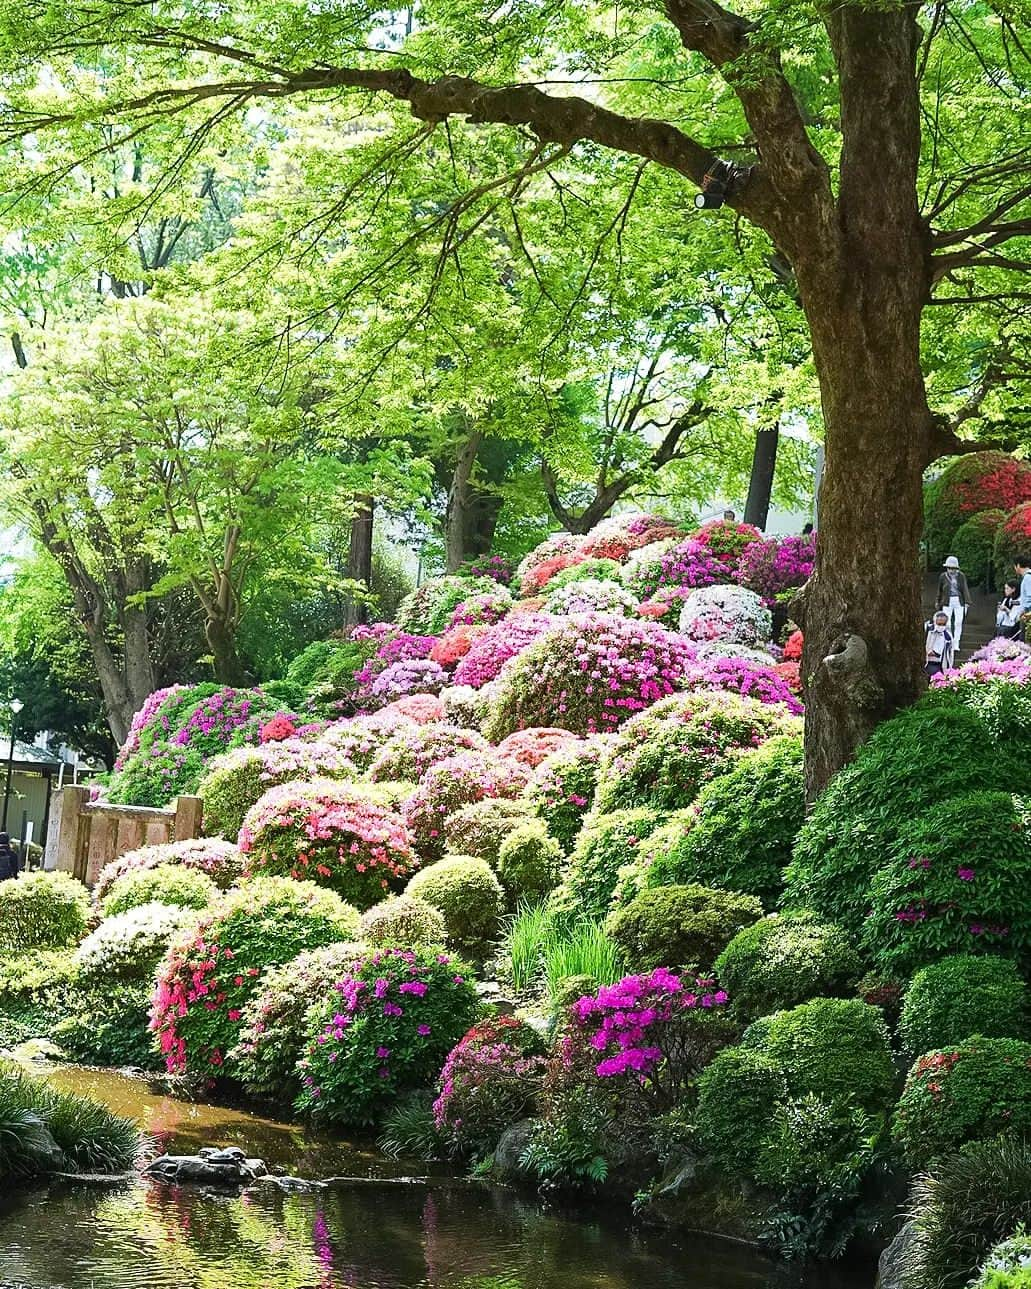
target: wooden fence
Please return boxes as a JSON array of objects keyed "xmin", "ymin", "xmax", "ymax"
[{"xmin": 46, "ymin": 785, "xmax": 203, "ymax": 887}]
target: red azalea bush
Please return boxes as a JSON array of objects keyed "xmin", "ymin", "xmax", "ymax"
[
  {"xmin": 514, "ymin": 533, "xmax": 587, "ymax": 595},
  {"xmin": 782, "ymin": 630, "xmax": 804, "ymax": 661},
  {"xmin": 368, "ymin": 722, "xmax": 489, "ymax": 782},
  {"xmin": 925, "ymin": 452, "xmax": 1031, "ymax": 563},
  {"xmin": 994, "ymin": 500, "xmax": 1031, "ymax": 586},
  {"xmin": 402, "ymin": 752, "xmax": 530, "ymax": 861},
  {"xmin": 150, "ymin": 876, "xmax": 361, "ymax": 1076},
  {"xmin": 239, "ymin": 779, "xmax": 417, "ymax": 908},
  {"xmin": 496, "ymin": 727, "xmax": 584, "ymax": 769},
  {"xmin": 637, "ymin": 585, "xmax": 697, "ymax": 627},
  {"xmin": 521, "ymin": 552, "xmax": 588, "ymax": 596},
  {"xmin": 295, "ymin": 945, "xmax": 480, "ymax": 1125},
  {"xmin": 485, "ymin": 613, "xmax": 696, "ymax": 738},
  {"xmin": 433, "ymin": 1015, "xmax": 548, "ymax": 1156},
  {"xmin": 774, "ymin": 660, "xmax": 802, "ymax": 695},
  {"xmin": 430, "ymin": 624, "xmax": 487, "ymax": 668}
]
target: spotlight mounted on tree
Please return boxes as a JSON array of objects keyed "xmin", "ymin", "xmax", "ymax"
[{"xmin": 694, "ymin": 159, "xmax": 751, "ymax": 210}]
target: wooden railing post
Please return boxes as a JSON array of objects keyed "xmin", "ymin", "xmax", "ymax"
[
  {"xmin": 173, "ymin": 795, "xmax": 203, "ymax": 842},
  {"xmin": 48, "ymin": 784, "xmax": 89, "ymax": 877}
]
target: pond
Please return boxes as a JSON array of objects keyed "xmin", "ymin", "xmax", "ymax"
[{"xmin": 0, "ymin": 1066, "xmax": 874, "ymax": 1289}]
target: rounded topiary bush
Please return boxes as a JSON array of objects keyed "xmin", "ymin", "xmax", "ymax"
[
  {"xmin": 548, "ymin": 807, "xmax": 667, "ymax": 924},
  {"xmin": 360, "ymin": 894, "xmax": 447, "ymax": 947},
  {"xmin": 637, "ymin": 734, "xmax": 803, "ymax": 907},
  {"xmin": 696, "ymin": 1046, "xmax": 789, "ymax": 1175},
  {"xmin": 444, "ymin": 797, "xmax": 535, "ymax": 866},
  {"xmin": 198, "ymin": 738, "xmax": 357, "ymax": 840},
  {"xmin": 94, "ymin": 838, "xmax": 243, "ymax": 903},
  {"xmin": 995, "ymin": 501, "xmax": 1031, "ymax": 588},
  {"xmin": 747, "ymin": 998, "xmax": 895, "ymax": 1112},
  {"xmin": 401, "ymin": 752, "xmax": 528, "ymax": 862},
  {"xmin": 544, "ymin": 577, "xmax": 639, "ymax": 617},
  {"xmin": 678, "ymin": 584, "xmax": 772, "ymax": 647},
  {"xmin": 367, "ymin": 721, "xmax": 489, "ymax": 783},
  {"xmin": 230, "ymin": 942, "xmax": 367, "ymax": 1098},
  {"xmin": 785, "ymin": 687, "xmax": 1031, "ymax": 936},
  {"xmin": 862, "ymin": 790, "xmax": 1031, "ymax": 974},
  {"xmin": 894, "ymin": 1036, "xmax": 1031, "ymax": 1166},
  {"xmin": 0, "ymin": 872, "xmax": 89, "ymax": 951},
  {"xmin": 526, "ymin": 739, "xmax": 609, "ymax": 852},
  {"xmin": 924, "ymin": 451, "xmax": 1031, "ymax": 565},
  {"xmin": 296, "ymin": 945, "xmax": 480, "ymax": 1125},
  {"xmin": 318, "ymin": 710, "xmax": 415, "ymax": 771},
  {"xmin": 101, "ymin": 863, "xmax": 218, "ymax": 917},
  {"xmin": 496, "ymin": 821, "xmax": 564, "ymax": 905},
  {"xmin": 604, "ymin": 884, "xmax": 763, "ymax": 973},
  {"xmin": 76, "ymin": 902, "xmax": 192, "ymax": 984},
  {"xmin": 405, "ymin": 856, "xmax": 505, "ymax": 953},
  {"xmin": 952, "ymin": 508, "xmax": 1007, "ymax": 588},
  {"xmin": 239, "ymin": 779, "xmax": 416, "ymax": 909},
  {"xmin": 899, "ymin": 955, "xmax": 1028, "ymax": 1058},
  {"xmin": 484, "ymin": 614, "xmax": 695, "ymax": 738},
  {"xmin": 714, "ymin": 912, "xmax": 862, "ymax": 1019},
  {"xmin": 150, "ymin": 876, "xmax": 361, "ymax": 1075},
  {"xmin": 593, "ymin": 691, "xmax": 801, "ymax": 815}
]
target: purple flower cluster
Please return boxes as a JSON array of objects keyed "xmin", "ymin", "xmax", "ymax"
[
  {"xmin": 448, "ymin": 591, "xmax": 513, "ymax": 628},
  {"xmin": 367, "ymin": 658, "xmax": 448, "ymax": 706},
  {"xmin": 170, "ymin": 688, "xmax": 261, "ymax": 754},
  {"xmin": 624, "ymin": 537, "xmax": 726, "ymax": 601},
  {"xmin": 734, "ymin": 534, "xmax": 816, "ymax": 604},
  {"xmin": 930, "ymin": 656, "xmax": 1031, "ymax": 688},
  {"xmin": 456, "ymin": 553, "xmax": 515, "ymax": 586},
  {"xmin": 680, "ymin": 656, "xmax": 804, "ymax": 714},
  {"xmin": 116, "ymin": 685, "xmax": 189, "ymax": 770},
  {"xmin": 571, "ymin": 968, "xmax": 729, "ymax": 1080}
]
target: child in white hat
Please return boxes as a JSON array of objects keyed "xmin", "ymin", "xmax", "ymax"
[{"xmin": 936, "ymin": 555, "xmax": 972, "ymax": 652}]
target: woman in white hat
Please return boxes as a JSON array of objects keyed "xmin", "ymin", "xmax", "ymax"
[{"xmin": 936, "ymin": 555, "xmax": 972, "ymax": 652}]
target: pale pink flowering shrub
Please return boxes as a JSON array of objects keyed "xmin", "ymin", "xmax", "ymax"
[
  {"xmin": 368, "ymin": 721, "xmax": 489, "ymax": 782},
  {"xmin": 320, "ymin": 710, "xmax": 417, "ymax": 771},
  {"xmin": 496, "ymin": 726, "xmax": 583, "ymax": 769},
  {"xmin": 679, "ymin": 584, "xmax": 773, "ymax": 647},
  {"xmin": 94, "ymin": 838, "xmax": 244, "ymax": 904},
  {"xmin": 447, "ymin": 589, "xmax": 513, "ymax": 628},
  {"xmin": 402, "ymin": 752, "xmax": 530, "ymax": 861},
  {"xmin": 452, "ymin": 613, "xmax": 556, "ymax": 689},
  {"xmin": 239, "ymin": 779, "xmax": 416, "ymax": 908},
  {"xmin": 366, "ymin": 658, "xmax": 448, "ymax": 707},
  {"xmin": 679, "ymin": 656, "xmax": 804, "ymax": 715},
  {"xmin": 527, "ymin": 739, "xmax": 611, "ymax": 851},
  {"xmin": 484, "ymin": 613, "xmax": 696, "ymax": 738},
  {"xmin": 150, "ymin": 875, "xmax": 360, "ymax": 1076},
  {"xmin": 930, "ymin": 656, "xmax": 1031, "ymax": 689},
  {"xmin": 380, "ymin": 693, "xmax": 447, "ymax": 724},
  {"xmin": 545, "ymin": 577, "xmax": 639, "ymax": 617}
]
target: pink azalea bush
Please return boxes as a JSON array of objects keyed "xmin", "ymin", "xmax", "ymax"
[
  {"xmin": 637, "ymin": 585, "xmax": 697, "ymax": 627},
  {"xmin": 320, "ymin": 710, "xmax": 417, "ymax": 771},
  {"xmin": 380, "ymin": 693, "xmax": 447, "ymax": 724},
  {"xmin": 447, "ymin": 590, "xmax": 513, "ymax": 628},
  {"xmin": 239, "ymin": 779, "xmax": 417, "ymax": 908},
  {"xmin": 368, "ymin": 721, "xmax": 489, "ymax": 782},
  {"xmin": 692, "ymin": 518, "xmax": 763, "ymax": 565},
  {"xmin": 433, "ymin": 1015, "xmax": 548, "ymax": 1156},
  {"xmin": 485, "ymin": 613, "xmax": 696, "ymax": 737},
  {"xmin": 115, "ymin": 685, "xmax": 190, "ymax": 770},
  {"xmin": 734, "ymin": 534, "xmax": 816, "ymax": 603},
  {"xmin": 514, "ymin": 533, "xmax": 587, "ymax": 594},
  {"xmin": 970, "ymin": 637, "xmax": 1031, "ymax": 664},
  {"xmin": 94, "ymin": 838, "xmax": 244, "ymax": 904},
  {"xmin": 150, "ymin": 876, "xmax": 360, "ymax": 1076},
  {"xmin": 366, "ymin": 658, "xmax": 448, "ymax": 707},
  {"xmin": 353, "ymin": 631, "xmax": 437, "ymax": 697},
  {"xmin": 680, "ymin": 656, "xmax": 804, "ymax": 714},
  {"xmin": 527, "ymin": 739, "xmax": 611, "ymax": 851},
  {"xmin": 622, "ymin": 537, "xmax": 726, "ymax": 601},
  {"xmin": 929, "ymin": 656, "xmax": 1031, "ymax": 689},
  {"xmin": 452, "ymin": 613, "xmax": 556, "ymax": 688},
  {"xmin": 679, "ymin": 584, "xmax": 773, "ymax": 647},
  {"xmin": 455, "ymin": 553, "xmax": 515, "ymax": 586},
  {"xmin": 402, "ymin": 752, "xmax": 530, "ymax": 861},
  {"xmin": 295, "ymin": 945, "xmax": 479, "ymax": 1125},
  {"xmin": 496, "ymin": 727, "xmax": 583, "ymax": 769}
]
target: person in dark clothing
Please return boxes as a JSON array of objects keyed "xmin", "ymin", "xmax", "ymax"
[{"xmin": 0, "ymin": 832, "xmax": 19, "ymax": 881}]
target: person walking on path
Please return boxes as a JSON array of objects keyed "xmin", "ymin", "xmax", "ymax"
[
  {"xmin": 996, "ymin": 580, "xmax": 1025, "ymax": 640},
  {"xmin": 1016, "ymin": 556, "xmax": 1031, "ymax": 614},
  {"xmin": 0, "ymin": 832, "xmax": 20, "ymax": 881},
  {"xmin": 924, "ymin": 609, "xmax": 955, "ymax": 677},
  {"xmin": 936, "ymin": 555, "xmax": 973, "ymax": 652}
]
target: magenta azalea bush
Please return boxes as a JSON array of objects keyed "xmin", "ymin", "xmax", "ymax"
[
  {"xmin": 150, "ymin": 876, "xmax": 360, "ymax": 1076},
  {"xmin": 115, "ymin": 685, "xmax": 191, "ymax": 770},
  {"xmin": 295, "ymin": 946, "xmax": 480, "ymax": 1124},
  {"xmin": 485, "ymin": 614, "xmax": 696, "ymax": 738},
  {"xmin": 452, "ymin": 612, "xmax": 556, "ymax": 688},
  {"xmin": 456, "ymin": 552, "xmax": 515, "ymax": 585},
  {"xmin": 94, "ymin": 838, "xmax": 244, "ymax": 904},
  {"xmin": 734, "ymin": 534, "xmax": 815, "ymax": 603},
  {"xmin": 402, "ymin": 752, "xmax": 529, "ymax": 861},
  {"xmin": 622, "ymin": 537, "xmax": 726, "ymax": 601},
  {"xmin": 239, "ymin": 779, "xmax": 417, "ymax": 908},
  {"xmin": 680, "ymin": 656, "xmax": 804, "ymax": 714}
]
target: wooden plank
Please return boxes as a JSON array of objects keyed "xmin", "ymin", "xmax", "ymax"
[{"xmin": 173, "ymin": 795, "xmax": 204, "ymax": 842}]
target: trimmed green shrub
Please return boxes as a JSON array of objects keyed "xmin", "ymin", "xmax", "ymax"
[
  {"xmin": 900, "ymin": 955, "xmax": 1028, "ymax": 1058},
  {"xmin": 593, "ymin": 691, "xmax": 801, "ymax": 814},
  {"xmin": 150, "ymin": 876, "xmax": 362, "ymax": 1076},
  {"xmin": 0, "ymin": 950, "xmax": 79, "ymax": 1045},
  {"xmin": 894, "ymin": 1036, "xmax": 1031, "ymax": 1166},
  {"xmin": 785, "ymin": 688, "xmax": 1031, "ymax": 936},
  {"xmin": 296, "ymin": 945, "xmax": 481, "ymax": 1125},
  {"xmin": 696, "ymin": 1046, "xmax": 788, "ymax": 1175},
  {"xmin": 862, "ymin": 791, "xmax": 1031, "ymax": 974},
  {"xmin": 230, "ymin": 942, "xmax": 367, "ymax": 1098},
  {"xmin": 94, "ymin": 838, "xmax": 243, "ymax": 902},
  {"xmin": 548, "ymin": 807, "xmax": 667, "ymax": 924},
  {"xmin": 76, "ymin": 902, "xmax": 192, "ymax": 983},
  {"xmin": 646, "ymin": 734, "xmax": 804, "ymax": 907},
  {"xmin": 496, "ymin": 821, "xmax": 564, "ymax": 905},
  {"xmin": 101, "ymin": 864, "xmax": 217, "ymax": 917},
  {"xmin": 444, "ymin": 797, "xmax": 535, "ymax": 866},
  {"xmin": 53, "ymin": 983, "xmax": 160, "ymax": 1070},
  {"xmin": 748, "ymin": 998, "xmax": 895, "ymax": 1112},
  {"xmin": 604, "ymin": 884, "xmax": 762, "ymax": 973},
  {"xmin": 406, "ymin": 856, "xmax": 505, "ymax": 953},
  {"xmin": 953, "ymin": 508, "xmax": 1007, "ymax": 589},
  {"xmin": 360, "ymin": 895, "xmax": 447, "ymax": 947},
  {"xmin": 0, "ymin": 872, "xmax": 89, "ymax": 951},
  {"xmin": 715, "ymin": 912, "xmax": 862, "ymax": 1019},
  {"xmin": 899, "ymin": 1138, "xmax": 1031, "ymax": 1289},
  {"xmin": 527, "ymin": 739, "xmax": 608, "ymax": 853}
]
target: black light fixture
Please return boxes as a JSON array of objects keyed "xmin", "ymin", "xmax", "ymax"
[{"xmin": 694, "ymin": 159, "xmax": 751, "ymax": 210}]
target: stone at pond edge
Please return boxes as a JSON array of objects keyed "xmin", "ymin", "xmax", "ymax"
[
  {"xmin": 145, "ymin": 1146, "xmax": 268, "ymax": 1186},
  {"xmin": 877, "ymin": 1220, "xmax": 917, "ymax": 1289},
  {"xmin": 493, "ymin": 1120, "xmax": 536, "ymax": 1180}
]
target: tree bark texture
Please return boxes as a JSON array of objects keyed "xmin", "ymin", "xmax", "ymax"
[
  {"xmin": 343, "ymin": 495, "xmax": 375, "ymax": 627},
  {"xmin": 743, "ymin": 426, "xmax": 780, "ymax": 530}
]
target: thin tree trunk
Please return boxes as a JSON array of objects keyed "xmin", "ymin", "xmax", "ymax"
[
  {"xmin": 743, "ymin": 425, "xmax": 779, "ymax": 530},
  {"xmin": 445, "ymin": 430, "xmax": 483, "ymax": 571},
  {"xmin": 343, "ymin": 495, "xmax": 375, "ymax": 627},
  {"xmin": 205, "ymin": 615, "xmax": 251, "ymax": 687}
]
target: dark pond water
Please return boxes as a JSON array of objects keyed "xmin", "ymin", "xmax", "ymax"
[{"xmin": 0, "ymin": 1066, "xmax": 874, "ymax": 1289}]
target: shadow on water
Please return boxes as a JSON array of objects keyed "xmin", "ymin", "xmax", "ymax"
[{"xmin": 0, "ymin": 1065, "xmax": 876, "ymax": 1289}]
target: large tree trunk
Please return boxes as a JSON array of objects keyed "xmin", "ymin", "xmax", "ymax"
[
  {"xmin": 343, "ymin": 495, "xmax": 375, "ymax": 627},
  {"xmin": 743, "ymin": 425, "xmax": 780, "ymax": 530},
  {"xmin": 205, "ymin": 614, "xmax": 251, "ymax": 687},
  {"xmin": 80, "ymin": 623, "xmax": 141, "ymax": 746},
  {"xmin": 444, "ymin": 430, "xmax": 483, "ymax": 571}
]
